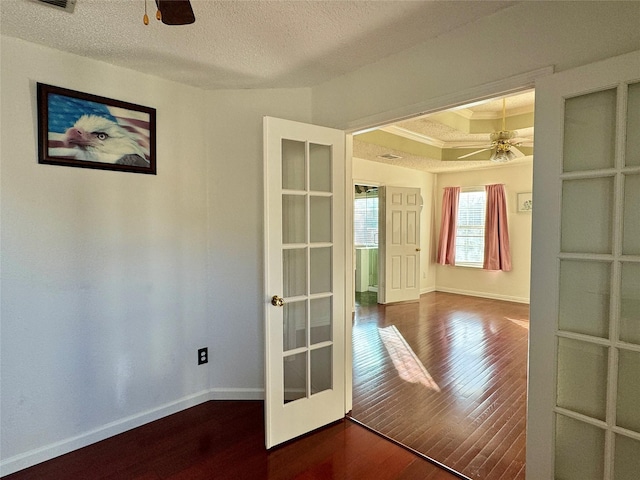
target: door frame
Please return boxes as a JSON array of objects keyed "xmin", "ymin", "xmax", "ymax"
[
  {"xmin": 341, "ymin": 65, "xmax": 553, "ymax": 434},
  {"xmin": 352, "ymin": 179, "xmax": 382, "ymax": 312}
]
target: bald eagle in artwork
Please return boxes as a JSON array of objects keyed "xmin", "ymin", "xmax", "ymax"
[{"xmin": 64, "ymin": 115, "xmax": 149, "ymax": 167}]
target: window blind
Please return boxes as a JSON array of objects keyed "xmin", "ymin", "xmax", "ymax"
[
  {"xmin": 455, "ymin": 189, "xmax": 486, "ymax": 266},
  {"xmin": 354, "ymin": 194, "xmax": 378, "ymax": 246}
]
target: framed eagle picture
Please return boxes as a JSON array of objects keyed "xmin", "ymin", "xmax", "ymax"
[{"xmin": 37, "ymin": 83, "xmax": 156, "ymax": 174}]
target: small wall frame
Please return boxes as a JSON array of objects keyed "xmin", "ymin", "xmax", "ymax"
[
  {"xmin": 517, "ymin": 192, "xmax": 533, "ymax": 212},
  {"xmin": 37, "ymin": 83, "xmax": 156, "ymax": 174}
]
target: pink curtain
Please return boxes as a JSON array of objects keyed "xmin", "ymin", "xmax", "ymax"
[
  {"xmin": 437, "ymin": 186, "xmax": 460, "ymax": 265},
  {"xmin": 484, "ymin": 184, "xmax": 512, "ymax": 271}
]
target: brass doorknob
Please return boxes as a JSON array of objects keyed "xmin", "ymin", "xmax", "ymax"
[
  {"xmin": 416, "ymin": 248, "xmax": 421, "ymax": 252},
  {"xmin": 271, "ymin": 295, "xmax": 285, "ymax": 307}
]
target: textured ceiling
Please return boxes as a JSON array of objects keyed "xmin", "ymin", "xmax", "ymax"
[
  {"xmin": 1, "ymin": 0, "xmax": 532, "ymax": 173},
  {"xmin": 1, "ymin": 0, "xmax": 516, "ymax": 89}
]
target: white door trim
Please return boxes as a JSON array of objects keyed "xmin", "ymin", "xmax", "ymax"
[{"xmin": 342, "ymin": 66, "xmax": 553, "ymax": 461}]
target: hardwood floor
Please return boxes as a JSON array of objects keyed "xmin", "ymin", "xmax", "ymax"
[
  {"xmin": 351, "ymin": 291, "xmax": 529, "ymax": 480},
  {"xmin": 3, "ymin": 401, "xmax": 462, "ymax": 480},
  {"xmin": 4, "ymin": 292, "xmax": 527, "ymax": 480}
]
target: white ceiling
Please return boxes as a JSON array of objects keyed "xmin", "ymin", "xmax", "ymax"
[{"xmin": 1, "ymin": 0, "xmax": 517, "ymax": 89}]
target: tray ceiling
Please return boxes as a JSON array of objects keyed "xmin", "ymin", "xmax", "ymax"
[{"xmin": 354, "ymin": 90, "xmax": 535, "ymax": 173}]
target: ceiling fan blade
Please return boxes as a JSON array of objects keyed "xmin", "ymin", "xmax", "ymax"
[
  {"xmin": 156, "ymin": 0, "xmax": 195, "ymax": 25},
  {"xmin": 510, "ymin": 146, "xmax": 525, "ymax": 157},
  {"xmin": 457, "ymin": 147, "xmax": 492, "ymax": 159},
  {"xmin": 450, "ymin": 143, "xmax": 491, "ymax": 149}
]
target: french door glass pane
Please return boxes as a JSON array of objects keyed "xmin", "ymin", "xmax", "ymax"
[
  {"xmin": 561, "ymin": 177, "xmax": 613, "ymax": 254},
  {"xmin": 310, "ymin": 247, "xmax": 332, "ymax": 294},
  {"xmin": 282, "ymin": 139, "xmax": 305, "ymax": 190},
  {"xmin": 283, "ymin": 248, "xmax": 306, "ymax": 297},
  {"xmin": 555, "ymin": 414, "xmax": 605, "ymax": 480},
  {"xmin": 614, "ymin": 434, "xmax": 640, "ymax": 480},
  {"xmin": 283, "ymin": 300, "xmax": 306, "ymax": 351},
  {"xmin": 626, "ymin": 82, "xmax": 640, "ymax": 167},
  {"xmin": 310, "ymin": 196, "xmax": 331, "ymax": 243},
  {"xmin": 284, "ymin": 352, "xmax": 306, "ymax": 404},
  {"xmin": 558, "ymin": 260, "xmax": 610, "ymax": 338},
  {"xmin": 309, "ymin": 143, "xmax": 332, "ymax": 192},
  {"xmin": 310, "ymin": 346, "xmax": 332, "ymax": 395},
  {"xmin": 282, "ymin": 195, "xmax": 306, "ymax": 244},
  {"xmin": 310, "ymin": 297, "xmax": 332, "ymax": 344},
  {"xmin": 557, "ymin": 337, "xmax": 608, "ymax": 420},
  {"xmin": 622, "ymin": 174, "xmax": 640, "ymax": 255},
  {"xmin": 620, "ymin": 262, "xmax": 640, "ymax": 345},
  {"xmin": 563, "ymin": 89, "xmax": 616, "ymax": 172},
  {"xmin": 616, "ymin": 349, "xmax": 640, "ymax": 433}
]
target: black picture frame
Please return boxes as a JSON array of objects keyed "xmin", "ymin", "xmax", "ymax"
[{"xmin": 37, "ymin": 83, "xmax": 156, "ymax": 175}]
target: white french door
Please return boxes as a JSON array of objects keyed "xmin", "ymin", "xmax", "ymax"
[
  {"xmin": 528, "ymin": 50, "xmax": 640, "ymax": 479},
  {"xmin": 378, "ymin": 186, "xmax": 421, "ymax": 304},
  {"xmin": 263, "ymin": 116, "xmax": 347, "ymax": 449}
]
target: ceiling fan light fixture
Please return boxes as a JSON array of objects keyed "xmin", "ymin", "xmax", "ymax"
[{"xmin": 490, "ymin": 149, "xmax": 517, "ymax": 163}]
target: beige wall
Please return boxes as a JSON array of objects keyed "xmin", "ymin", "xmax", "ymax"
[
  {"xmin": 435, "ymin": 161, "xmax": 533, "ymax": 303},
  {"xmin": 354, "ymin": 157, "xmax": 532, "ymax": 303}
]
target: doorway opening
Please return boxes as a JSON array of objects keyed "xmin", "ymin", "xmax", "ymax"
[
  {"xmin": 354, "ymin": 185, "xmax": 379, "ymax": 304},
  {"xmin": 349, "ymin": 90, "xmax": 533, "ymax": 480}
]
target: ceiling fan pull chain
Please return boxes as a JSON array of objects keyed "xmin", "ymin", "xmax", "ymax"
[{"xmin": 143, "ymin": 0, "xmax": 149, "ymax": 25}]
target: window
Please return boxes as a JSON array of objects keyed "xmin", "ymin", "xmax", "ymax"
[
  {"xmin": 455, "ymin": 188, "xmax": 486, "ymax": 267},
  {"xmin": 354, "ymin": 187, "xmax": 378, "ymax": 246}
]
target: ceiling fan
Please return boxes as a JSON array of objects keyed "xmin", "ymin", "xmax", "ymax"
[
  {"xmin": 144, "ymin": 0, "xmax": 195, "ymax": 25},
  {"xmin": 456, "ymin": 98, "xmax": 533, "ymax": 162}
]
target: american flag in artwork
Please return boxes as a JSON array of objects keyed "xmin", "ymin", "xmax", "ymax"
[{"xmin": 47, "ymin": 93, "xmax": 151, "ymax": 162}]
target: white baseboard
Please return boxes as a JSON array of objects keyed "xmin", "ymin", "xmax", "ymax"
[
  {"xmin": 420, "ymin": 286, "xmax": 436, "ymax": 295},
  {"xmin": 0, "ymin": 388, "xmax": 264, "ymax": 477},
  {"xmin": 434, "ymin": 286, "xmax": 530, "ymax": 304},
  {"xmin": 210, "ymin": 387, "xmax": 264, "ymax": 400}
]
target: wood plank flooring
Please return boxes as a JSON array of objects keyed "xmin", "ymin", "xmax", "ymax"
[
  {"xmin": 351, "ymin": 291, "xmax": 529, "ymax": 480},
  {"xmin": 3, "ymin": 400, "xmax": 462, "ymax": 480}
]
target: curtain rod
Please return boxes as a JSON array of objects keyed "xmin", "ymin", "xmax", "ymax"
[{"xmin": 442, "ymin": 183, "xmax": 504, "ymax": 189}]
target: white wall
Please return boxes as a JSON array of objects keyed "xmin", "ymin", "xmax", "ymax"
[
  {"xmin": 3, "ymin": 1, "xmax": 640, "ymax": 475},
  {"xmin": 353, "ymin": 157, "xmax": 436, "ymax": 293},
  {"xmin": 0, "ymin": 37, "xmax": 210, "ymax": 472},
  {"xmin": 313, "ymin": 2, "xmax": 640, "ymax": 130},
  {"xmin": 0, "ymin": 37, "xmax": 313, "ymax": 475},
  {"xmin": 205, "ymin": 88, "xmax": 312, "ymax": 394},
  {"xmin": 435, "ymin": 162, "xmax": 533, "ymax": 303}
]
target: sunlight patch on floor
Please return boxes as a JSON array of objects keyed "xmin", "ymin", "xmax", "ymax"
[
  {"xmin": 506, "ymin": 317, "xmax": 530, "ymax": 329},
  {"xmin": 378, "ymin": 325, "xmax": 441, "ymax": 392}
]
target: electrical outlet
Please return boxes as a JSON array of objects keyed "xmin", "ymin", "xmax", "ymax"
[{"xmin": 198, "ymin": 347, "xmax": 208, "ymax": 365}]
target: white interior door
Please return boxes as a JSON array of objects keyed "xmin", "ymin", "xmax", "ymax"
[
  {"xmin": 378, "ymin": 186, "xmax": 421, "ymax": 304},
  {"xmin": 263, "ymin": 116, "xmax": 346, "ymax": 449},
  {"xmin": 528, "ymin": 50, "xmax": 640, "ymax": 479}
]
